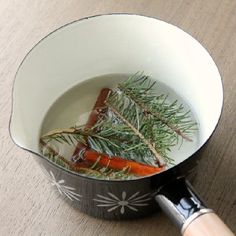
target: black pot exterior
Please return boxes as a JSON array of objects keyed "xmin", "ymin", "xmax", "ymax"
[
  {"xmin": 35, "ymin": 145, "xmax": 201, "ymax": 220},
  {"xmin": 9, "ymin": 13, "xmax": 222, "ymax": 221},
  {"xmin": 37, "ymin": 155, "xmax": 158, "ymax": 220}
]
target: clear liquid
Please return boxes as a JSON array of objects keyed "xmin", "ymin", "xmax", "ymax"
[{"xmin": 40, "ymin": 74, "xmax": 200, "ymax": 179}]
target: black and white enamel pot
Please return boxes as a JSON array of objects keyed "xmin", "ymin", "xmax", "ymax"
[{"xmin": 9, "ymin": 14, "xmax": 234, "ymax": 235}]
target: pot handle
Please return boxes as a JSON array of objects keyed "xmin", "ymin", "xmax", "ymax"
[{"xmin": 155, "ymin": 177, "xmax": 234, "ymax": 236}]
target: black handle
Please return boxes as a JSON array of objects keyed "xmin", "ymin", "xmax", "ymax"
[{"xmin": 155, "ymin": 177, "xmax": 212, "ymax": 233}]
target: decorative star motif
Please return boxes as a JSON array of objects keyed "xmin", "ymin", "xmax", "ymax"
[
  {"xmin": 45, "ymin": 169, "xmax": 82, "ymax": 201},
  {"xmin": 94, "ymin": 191, "xmax": 151, "ymax": 214}
]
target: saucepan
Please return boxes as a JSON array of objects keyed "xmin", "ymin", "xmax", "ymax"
[{"xmin": 9, "ymin": 14, "xmax": 234, "ymax": 235}]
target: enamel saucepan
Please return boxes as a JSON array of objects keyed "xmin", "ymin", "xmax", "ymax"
[{"xmin": 9, "ymin": 14, "xmax": 234, "ymax": 235}]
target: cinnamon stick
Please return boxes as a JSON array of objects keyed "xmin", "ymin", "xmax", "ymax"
[
  {"xmin": 72, "ymin": 87, "xmax": 165, "ymax": 176},
  {"xmin": 78, "ymin": 150, "xmax": 164, "ymax": 176},
  {"xmin": 86, "ymin": 88, "xmax": 111, "ymax": 129},
  {"xmin": 40, "ymin": 139, "xmax": 164, "ymax": 176},
  {"xmin": 72, "ymin": 88, "xmax": 111, "ymax": 157}
]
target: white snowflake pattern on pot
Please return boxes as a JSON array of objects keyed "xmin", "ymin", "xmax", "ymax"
[
  {"xmin": 93, "ymin": 191, "xmax": 151, "ymax": 214},
  {"xmin": 45, "ymin": 170, "xmax": 82, "ymax": 201}
]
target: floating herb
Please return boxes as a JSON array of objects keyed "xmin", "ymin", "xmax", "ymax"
[{"xmin": 40, "ymin": 72, "xmax": 197, "ymax": 180}]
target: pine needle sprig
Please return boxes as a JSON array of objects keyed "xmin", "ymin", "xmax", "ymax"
[
  {"xmin": 78, "ymin": 90, "xmax": 176, "ymax": 166},
  {"xmin": 117, "ymin": 73, "xmax": 197, "ymax": 142},
  {"xmin": 41, "ymin": 127, "xmax": 86, "ymax": 146},
  {"xmin": 40, "ymin": 139, "xmax": 73, "ymax": 170},
  {"xmin": 41, "ymin": 127, "xmax": 122, "ymax": 151},
  {"xmin": 40, "ymin": 72, "xmax": 197, "ymax": 173},
  {"xmin": 40, "ymin": 139, "xmax": 136, "ymax": 180},
  {"xmin": 104, "ymin": 92, "xmax": 172, "ymax": 166}
]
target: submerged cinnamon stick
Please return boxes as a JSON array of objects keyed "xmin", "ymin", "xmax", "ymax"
[
  {"xmin": 72, "ymin": 88, "xmax": 111, "ymax": 158},
  {"xmin": 85, "ymin": 88, "xmax": 111, "ymax": 129},
  {"xmin": 77, "ymin": 149, "xmax": 164, "ymax": 176},
  {"xmin": 40, "ymin": 139, "xmax": 163, "ymax": 176},
  {"xmin": 40, "ymin": 88, "xmax": 164, "ymax": 176},
  {"xmin": 71, "ymin": 87, "xmax": 165, "ymax": 176}
]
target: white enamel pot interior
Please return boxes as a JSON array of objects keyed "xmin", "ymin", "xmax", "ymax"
[{"xmin": 10, "ymin": 14, "xmax": 223, "ymax": 159}]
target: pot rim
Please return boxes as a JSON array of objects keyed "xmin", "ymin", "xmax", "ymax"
[{"xmin": 9, "ymin": 13, "xmax": 224, "ymax": 183}]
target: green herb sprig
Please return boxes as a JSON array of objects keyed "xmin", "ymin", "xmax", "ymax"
[{"xmin": 40, "ymin": 72, "xmax": 197, "ymax": 171}]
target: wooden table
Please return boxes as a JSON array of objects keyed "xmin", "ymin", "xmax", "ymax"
[{"xmin": 0, "ymin": 1, "xmax": 235, "ymax": 235}]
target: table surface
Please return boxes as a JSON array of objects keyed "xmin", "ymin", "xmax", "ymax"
[{"xmin": 0, "ymin": 1, "xmax": 235, "ymax": 235}]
